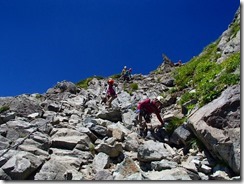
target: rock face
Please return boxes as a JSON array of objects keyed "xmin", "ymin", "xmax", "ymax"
[
  {"xmin": 0, "ymin": 6, "xmax": 240, "ymax": 181},
  {"xmin": 188, "ymin": 84, "xmax": 240, "ymax": 175},
  {"xmin": 217, "ymin": 7, "xmax": 240, "ymax": 63}
]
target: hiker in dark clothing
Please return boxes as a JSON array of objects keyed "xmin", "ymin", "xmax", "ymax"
[
  {"xmin": 121, "ymin": 66, "xmax": 127, "ymax": 80},
  {"xmin": 120, "ymin": 66, "xmax": 132, "ymax": 82}
]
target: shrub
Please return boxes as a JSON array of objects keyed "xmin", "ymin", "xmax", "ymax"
[
  {"xmin": 109, "ymin": 73, "xmax": 121, "ymax": 79},
  {"xmin": 76, "ymin": 76, "xmax": 104, "ymax": 89},
  {"xmin": 187, "ymin": 138, "xmax": 204, "ymax": 151},
  {"xmin": 178, "ymin": 92, "xmax": 197, "ymax": 105},
  {"xmin": 165, "ymin": 117, "xmax": 186, "ymax": 135},
  {"xmin": 0, "ymin": 106, "xmax": 10, "ymax": 113},
  {"xmin": 173, "ymin": 37, "xmax": 240, "ymax": 107},
  {"xmin": 230, "ymin": 21, "xmax": 240, "ymax": 38},
  {"xmin": 130, "ymin": 83, "xmax": 138, "ymax": 91}
]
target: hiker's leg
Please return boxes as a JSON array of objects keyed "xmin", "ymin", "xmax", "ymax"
[
  {"xmin": 107, "ymin": 95, "xmax": 116, "ymax": 108},
  {"xmin": 107, "ymin": 97, "xmax": 112, "ymax": 107},
  {"xmin": 101, "ymin": 96, "xmax": 107, "ymax": 104},
  {"xmin": 147, "ymin": 123, "xmax": 153, "ymax": 131}
]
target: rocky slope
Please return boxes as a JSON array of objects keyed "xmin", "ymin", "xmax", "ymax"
[{"xmin": 0, "ymin": 7, "xmax": 240, "ymax": 181}]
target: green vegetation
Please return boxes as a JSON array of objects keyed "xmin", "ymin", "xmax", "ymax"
[
  {"xmin": 173, "ymin": 19, "xmax": 240, "ymax": 107},
  {"xmin": 130, "ymin": 83, "xmax": 139, "ymax": 91},
  {"xmin": 179, "ymin": 92, "xmax": 197, "ymax": 105},
  {"xmin": 230, "ymin": 21, "xmax": 240, "ymax": 38},
  {"xmin": 124, "ymin": 82, "xmax": 139, "ymax": 95},
  {"xmin": 165, "ymin": 117, "xmax": 186, "ymax": 134},
  {"xmin": 76, "ymin": 76, "xmax": 104, "ymax": 89},
  {"xmin": 35, "ymin": 94, "xmax": 42, "ymax": 99},
  {"xmin": 174, "ymin": 37, "xmax": 240, "ymax": 107},
  {"xmin": 0, "ymin": 106, "xmax": 10, "ymax": 113},
  {"xmin": 89, "ymin": 143, "xmax": 96, "ymax": 156},
  {"xmin": 109, "ymin": 73, "xmax": 121, "ymax": 79},
  {"xmin": 187, "ymin": 138, "xmax": 204, "ymax": 151}
]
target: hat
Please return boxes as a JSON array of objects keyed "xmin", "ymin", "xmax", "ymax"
[
  {"xmin": 156, "ymin": 96, "xmax": 164, "ymax": 104},
  {"xmin": 107, "ymin": 78, "xmax": 114, "ymax": 85}
]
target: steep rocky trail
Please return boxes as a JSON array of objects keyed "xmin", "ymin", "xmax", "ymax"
[
  {"xmin": 0, "ymin": 67, "xmax": 240, "ymax": 180},
  {"xmin": 0, "ymin": 7, "xmax": 240, "ymax": 181}
]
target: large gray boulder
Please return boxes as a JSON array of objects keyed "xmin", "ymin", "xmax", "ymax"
[{"xmin": 188, "ymin": 84, "xmax": 240, "ymax": 175}]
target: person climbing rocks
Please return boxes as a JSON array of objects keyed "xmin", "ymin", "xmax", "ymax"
[
  {"xmin": 121, "ymin": 66, "xmax": 127, "ymax": 78},
  {"xmin": 174, "ymin": 60, "xmax": 183, "ymax": 66},
  {"xmin": 134, "ymin": 96, "xmax": 165, "ymax": 140},
  {"xmin": 104, "ymin": 78, "xmax": 117, "ymax": 108},
  {"xmin": 120, "ymin": 66, "xmax": 132, "ymax": 82},
  {"xmin": 127, "ymin": 68, "xmax": 132, "ymax": 80}
]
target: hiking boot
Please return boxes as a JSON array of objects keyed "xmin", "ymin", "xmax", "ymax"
[
  {"xmin": 139, "ymin": 129, "xmax": 147, "ymax": 138},
  {"xmin": 145, "ymin": 131, "xmax": 155, "ymax": 141},
  {"xmin": 153, "ymin": 131, "xmax": 164, "ymax": 142},
  {"xmin": 164, "ymin": 135, "xmax": 169, "ymax": 142}
]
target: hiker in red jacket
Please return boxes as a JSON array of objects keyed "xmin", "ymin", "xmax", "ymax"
[
  {"xmin": 135, "ymin": 96, "xmax": 164, "ymax": 139},
  {"xmin": 105, "ymin": 78, "xmax": 117, "ymax": 108}
]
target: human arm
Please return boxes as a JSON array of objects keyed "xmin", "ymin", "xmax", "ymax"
[{"xmin": 155, "ymin": 112, "xmax": 164, "ymax": 126}]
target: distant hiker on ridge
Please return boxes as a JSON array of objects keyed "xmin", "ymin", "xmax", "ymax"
[{"xmin": 120, "ymin": 66, "xmax": 132, "ymax": 82}]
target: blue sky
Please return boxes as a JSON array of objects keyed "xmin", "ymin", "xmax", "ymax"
[{"xmin": 0, "ymin": 0, "xmax": 240, "ymax": 97}]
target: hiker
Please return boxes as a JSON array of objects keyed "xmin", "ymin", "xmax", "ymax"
[
  {"xmin": 175, "ymin": 60, "xmax": 182, "ymax": 66},
  {"xmin": 121, "ymin": 66, "xmax": 127, "ymax": 78},
  {"xmin": 127, "ymin": 68, "xmax": 132, "ymax": 80},
  {"xmin": 135, "ymin": 96, "xmax": 164, "ymax": 139},
  {"xmin": 103, "ymin": 78, "xmax": 117, "ymax": 108},
  {"xmin": 121, "ymin": 66, "xmax": 132, "ymax": 82}
]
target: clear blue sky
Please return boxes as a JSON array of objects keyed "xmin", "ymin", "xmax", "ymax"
[{"xmin": 0, "ymin": 0, "xmax": 240, "ymax": 97}]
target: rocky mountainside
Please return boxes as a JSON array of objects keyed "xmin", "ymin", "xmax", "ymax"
[{"xmin": 0, "ymin": 7, "xmax": 240, "ymax": 181}]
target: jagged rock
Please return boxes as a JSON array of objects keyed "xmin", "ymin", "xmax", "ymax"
[
  {"xmin": 113, "ymin": 156, "xmax": 144, "ymax": 180},
  {"xmin": 210, "ymin": 170, "xmax": 231, "ymax": 180},
  {"xmin": 0, "ymin": 168, "xmax": 11, "ymax": 180},
  {"xmin": 95, "ymin": 143, "xmax": 123, "ymax": 158},
  {"xmin": 1, "ymin": 151, "xmax": 45, "ymax": 180},
  {"xmin": 121, "ymin": 109, "xmax": 137, "ymax": 130},
  {"xmin": 151, "ymin": 159, "xmax": 178, "ymax": 171},
  {"xmin": 17, "ymin": 145, "xmax": 50, "ymax": 157},
  {"xmin": 92, "ymin": 152, "xmax": 110, "ymax": 172},
  {"xmin": 107, "ymin": 122, "xmax": 131, "ymax": 136},
  {"xmin": 88, "ymin": 124, "xmax": 108, "ymax": 138},
  {"xmin": 181, "ymin": 156, "xmax": 198, "ymax": 173},
  {"xmin": 124, "ymin": 132, "xmax": 140, "ymax": 152},
  {"xmin": 34, "ymin": 159, "xmax": 83, "ymax": 180},
  {"xmin": 188, "ymin": 84, "xmax": 240, "ymax": 175},
  {"xmin": 1, "ymin": 95, "xmax": 43, "ymax": 117},
  {"xmin": 170, "ymin": 123, "xmax": 193, "ymax": 146},
  {"xmin": 96, "ymin": 109, "xmax": 122, "ymax": 122},
  {"xmin": 27, "ymin": 112, "xmax": 40, "ymax": 119},
  {"xmin": 0, "ymin": 112, "xmax": 16, "ymax": 123},
  {"xmin": 0, "ymin": 150, "xmax": 19, "ymax": 167},
  {"xmin": 47, "ymin": 81, "xmax": 78, "ymax": 94},
  {"xmin": 30, "ymin": 118, "xmax": 53, "ymax": 135},
  {"xmin": 94, "ymin": 170, "xmax": 113, "ymax": 180},
  {"xmin": 137, "ymin": 140, "xmax": 172, "ymax": 162},
  {"xmin": 47, "ymin": 103, "xmax": 60, "ymax": 112},
  {"xmin": 144, "ymin": 167, "xmax": 198, "ymax": 180},
  {"xmin": 199, "ymin": 164, "xmax": 212, "ymax": 174},
  {"xmin": 217, "ymin": 7, "xmax": 240, "ymax": 64},
  {"xmin": 76, "ymin": 126, "xmax": 98, "ymax": 143},
  {"xmin": 198, "ymin": 172, "xmax": 209, "ymax": 180},
  {"xmin": 0, "ymin": 135, "xmax": 10, "ymax": 150},
  {"xmin": 162, "ymin": 78, "xmax": 175, "ymax": 87}
]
